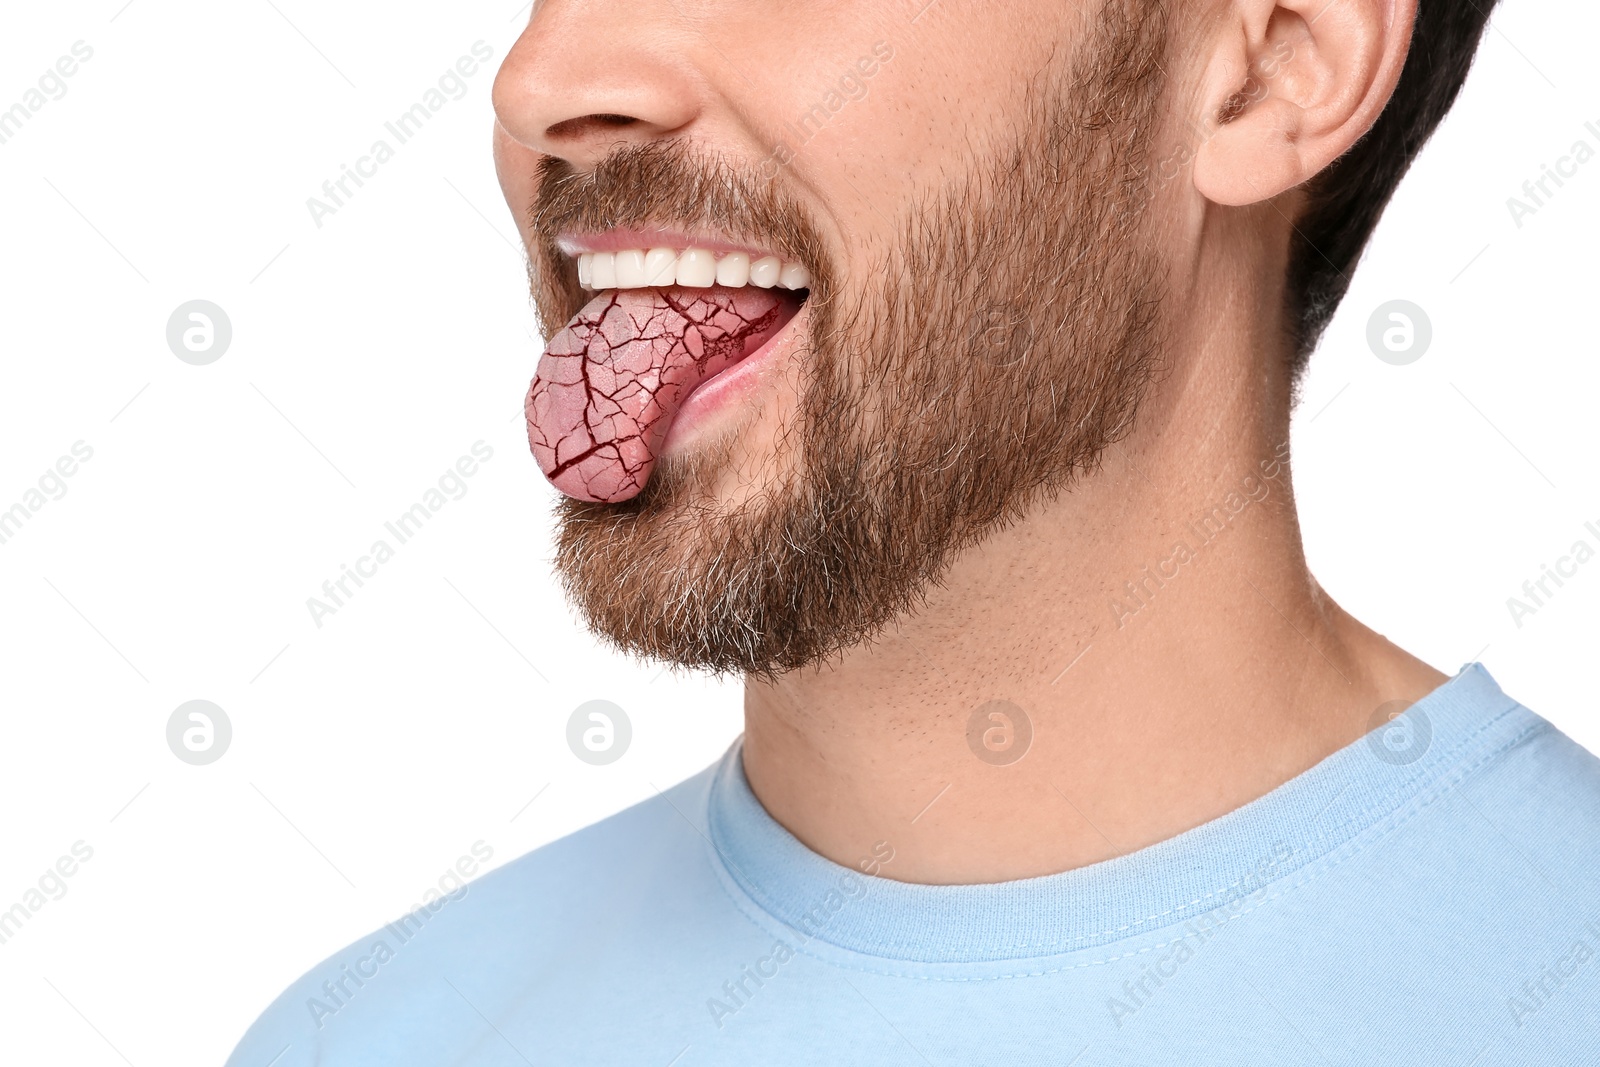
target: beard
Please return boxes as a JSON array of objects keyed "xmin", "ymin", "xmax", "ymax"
[{"xmin": 523, "ymin": 0, "xmax": 1171, "ymax": 677}]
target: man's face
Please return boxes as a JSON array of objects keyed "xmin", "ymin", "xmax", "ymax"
[{"xmin": 493, "ymin": 0, "xmax": 1176, "ymax": 675}]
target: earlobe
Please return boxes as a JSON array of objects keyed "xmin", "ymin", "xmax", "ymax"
[
  {"xmin": 1194, "ymin": 94, "xmax": 1309, "ymax": 207},
  {"xmin": 1191, "ymin": 0, "xmax": 1416, "ymax": 207}
]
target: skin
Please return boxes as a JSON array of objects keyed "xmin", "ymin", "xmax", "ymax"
[{"xmin": 493, "ymin": 0, "xmax": 1446, "ymax": 884}]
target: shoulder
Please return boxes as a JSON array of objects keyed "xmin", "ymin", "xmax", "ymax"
[
  {"xmin": 1471, "ymin": 697, "xmax": 1600, "ymax": 840},
  {"xmin": 1409, "ymin": 673, "xmax": 1600, "ymax": 924},
  {"xmin": 224, "ymin": 761, "xmax": 722, "ymax": 1067}
]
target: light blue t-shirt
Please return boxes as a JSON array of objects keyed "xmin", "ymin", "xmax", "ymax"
[{"xmin": 228, "ymin": 665, "xmax": 1600, "ymax": 1064}]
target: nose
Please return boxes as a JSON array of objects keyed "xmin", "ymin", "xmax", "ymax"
[{"xmin": 493, "ymin": 1, "xmax": 703, "ymax": 171}]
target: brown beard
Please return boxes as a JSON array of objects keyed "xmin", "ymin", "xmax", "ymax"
[{"xmin": 524, "ymin": 0, "xmax": 1171, "ymax": 678}]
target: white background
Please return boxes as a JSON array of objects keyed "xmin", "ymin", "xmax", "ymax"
[{"xmin": 0, "ymin": 1, "xmax": 1595, "ymax": 1063}]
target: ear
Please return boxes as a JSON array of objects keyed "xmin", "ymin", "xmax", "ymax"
[{"xmin": 1191, "ymin": 0, "xmax": 1416, "ymax": 207}]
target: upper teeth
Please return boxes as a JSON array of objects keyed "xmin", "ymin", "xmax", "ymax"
[{"xmin": 577, "ymin": 248, "xmax": 810, "ymax": 291}]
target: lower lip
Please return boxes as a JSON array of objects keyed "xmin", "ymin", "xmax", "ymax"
[{"xmin": 660, "ymin": 299, "xmax": 809, "ymax": 452}]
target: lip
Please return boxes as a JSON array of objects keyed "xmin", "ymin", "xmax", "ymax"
[
  {"xmin": 661, "ymin": 296, "xmax": 809, "ymax": 453},
  {"xmin": 556, "ymin": 227, "xmax": 788, "ymax": 261}
]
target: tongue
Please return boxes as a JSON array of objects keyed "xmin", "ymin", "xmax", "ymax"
[{"xmin": 526, "ymin": 287, "xmax": 795, "ymax": 502}]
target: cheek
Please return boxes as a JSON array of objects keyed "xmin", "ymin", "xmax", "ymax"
[
  {"xmin": 712, "ymin": 337, "xmax": 811, "ymax": 501},
  {"xmin": 751, "ymin": 22, "xmax": 1067, "ymax": 257},
  {"xmin": 492, "ymin": 122, "xmax": 539, "ymax": 230}
]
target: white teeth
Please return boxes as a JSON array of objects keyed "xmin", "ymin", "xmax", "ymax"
[
  {"xmin": 748, "ymin": 256, "xmax": 781, "ymax": 288},
  {"xmin": 716, "ymin": 252, "xmax": 751, "ymax": 287},
  {"xmin": 675, "ymin": 248, "xmax": 716, "ymax": 287},
  {"xmin": 589, "ymin": 251, "xmax": 616, "ymax": 290},
  {"xmin": 644, "ymin": 247, "xmax": 677, "ymax": 286},
  {"xmin": 613, "ymin": 249, "xmax": 647, "ymax": 288},
  {"xmin": 576, "ymin": 245, "xmax": 809, "ymax": 293}
]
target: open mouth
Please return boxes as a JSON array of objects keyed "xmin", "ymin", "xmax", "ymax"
[{"xmin": 525, "ymin": 236, "xmax": 811, "ymax": 504}]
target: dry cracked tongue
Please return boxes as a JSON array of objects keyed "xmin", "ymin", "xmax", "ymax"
[{"xmin": 525, "ymin": 287, "xmax": 795, "ymax": 503}]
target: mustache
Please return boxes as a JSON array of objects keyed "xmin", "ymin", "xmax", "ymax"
[{"xmin": 525, "ymin": 140, "xmax": 832, "ymax": 333}]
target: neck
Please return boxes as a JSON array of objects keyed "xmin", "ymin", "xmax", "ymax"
[{"xmin": 740, "ymin": 211, "xmax": 1446, "ymax": 884}]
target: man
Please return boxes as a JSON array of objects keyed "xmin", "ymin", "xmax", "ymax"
[{"xmin": 229, "ymin": 0, "xmax": 1600, "ymax": 1062}]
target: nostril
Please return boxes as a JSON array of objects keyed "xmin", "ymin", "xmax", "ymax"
[{"xmin": 546, "ymin": 113, "xmax": 639, "ymax": 140}]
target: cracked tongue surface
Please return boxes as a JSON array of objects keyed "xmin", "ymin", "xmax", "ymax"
[{"xmin": 526, "ymin": 287, "xmax": 793, "ymax": 502}]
